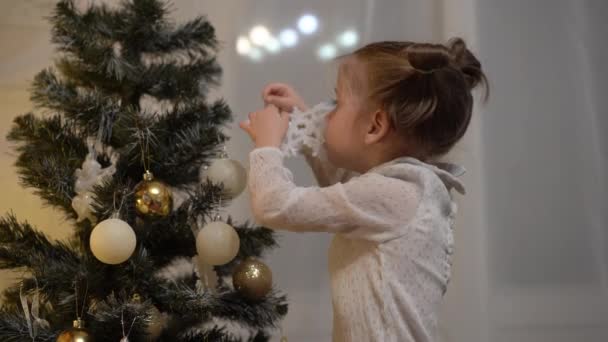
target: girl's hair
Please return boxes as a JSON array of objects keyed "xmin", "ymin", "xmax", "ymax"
[{"xmin": 348, "ymin": 37, "xmax": 488, "ymax": 158}]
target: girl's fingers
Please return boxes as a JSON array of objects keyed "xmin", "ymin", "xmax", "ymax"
[
  {"xmin": 262, "ymin": 82, "xmax": 289, "ymax": 99},
  {"xmin": 265, "ymin": 96, "xmax": 295, "ymax": 113}
]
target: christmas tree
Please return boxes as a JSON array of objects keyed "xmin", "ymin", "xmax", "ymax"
[{"xmin": 0, "ymin": 0, "xmax": 287, "ymax": 341}]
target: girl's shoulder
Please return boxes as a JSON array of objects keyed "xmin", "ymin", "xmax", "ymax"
[{"xmin": 367, "ymin": 157, "xmax": 466, "ymax": 195}]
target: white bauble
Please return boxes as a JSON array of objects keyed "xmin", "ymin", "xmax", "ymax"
[
  {"xmin": 196, "ymin": 221, "xmax": 240, "ymax": 266},
  {"xmin": 90, "ymin": 218, "xmax": 136, "ymax": 264},
  {"xmin": 202, "ymin": 159, "xmax": 247, "ymax": 199}
]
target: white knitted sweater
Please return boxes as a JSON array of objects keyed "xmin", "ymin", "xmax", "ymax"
[{"xmin": 247, "ymin": 146, "xmax": 466, "ymax": 342}]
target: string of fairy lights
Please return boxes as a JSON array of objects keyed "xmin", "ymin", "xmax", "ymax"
[{"xmin": 235, "ymin": 13, "xmax": 359, "ymax": 62}]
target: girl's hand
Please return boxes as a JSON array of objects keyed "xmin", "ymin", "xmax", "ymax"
[
  {"xmin": 239, "ymin": 104, "xmax": 290, "ymax": 148},
  {"xmin": 262, "ymin": 83, "xmax": 309, "ymax": 113}
]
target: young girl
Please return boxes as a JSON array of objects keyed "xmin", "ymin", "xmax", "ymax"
[{"xmin": 239, "ymin": 38, "xmax": 488, "ymax": 342}]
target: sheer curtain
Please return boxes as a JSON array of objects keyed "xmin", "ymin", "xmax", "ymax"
[{"xmin": 440, "ymin": 0, "xmax": 608, "ymax": 341}]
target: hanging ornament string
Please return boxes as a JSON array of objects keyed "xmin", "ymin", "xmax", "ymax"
[
  {"xmin": 96, "ymin": 112, "xmax": 105, "ymax": 151},
  {"xmin": 134, "ymin": 114, "xmax": 152, "ymax": 174},
  {"xmin": 120, "ymin": 307, "xmax": 138, "ymax": 342},
  {"xmin": 280, "ymin": 325, "xmax": 288, "ymax": 342},
  {"xmin": 142, "ymin": 128, "xmax": 151, "ymax": 173},
  {"xmin": 93, "ymin": 102, "xmax": 113, "ymax": 160},
  {"xmin": 19, "ymin": 277, "xmax": 49, "ymax": 342},
  {"xmin": 113, "ymin": 190, "xmax": 121, "ymax": 217},
  {"xmin": 74, "ymin": 277, "xmax": 89, "ymax": 321},
  {"xmin": 217, "ymin": 131, "xmax": 228, "ymax": 159},
  {"xmin": 132, "ymin": 114, "xmax": 173, "ymax": 218},
  {"xmin": 192, "ymin": 185, "xmax": 223, "ymax": 235},
  {"xmin": 19, "ymin": 282, "xmax": 34, "ymax": 340},
  {"xmin": 214, "ymin": 191, "xmax": 222, "ymax": 222},
  {"xmin": 112, "ymin": 189, "xmax": 131, "ymax": 218},
  {"xmin": 97, "ymin": 108, "xmax": 117, "ymax": 146}
]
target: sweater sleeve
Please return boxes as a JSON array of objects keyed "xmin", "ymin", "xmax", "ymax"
[
  {"xmin": 302, "ymin": 147, "xmax": 358, "ymax": 186},
  {"xmin": 247, "ymin": 147, "xmax": 421, "ymax": 242}
]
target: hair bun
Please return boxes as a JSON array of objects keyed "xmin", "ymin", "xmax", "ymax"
[
  {"xmin": 446, "ymin": 37, "xmax": 486, "ymax": 91},
  {"xmin": 405, "ymin": 43, "xmax": 451, "ymax": 74}
]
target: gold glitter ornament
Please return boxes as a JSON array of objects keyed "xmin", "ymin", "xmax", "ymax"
[
  {"xmin": 56, "ymin": 319, "xmax": 93, "ymax": 342},
  {"xmin": 134, "ymin": 171, "xmax": 172, "ymax": 218},
  {"xmin": 232, "ymin": 257, "xmax": 273, "ymax": 300}
]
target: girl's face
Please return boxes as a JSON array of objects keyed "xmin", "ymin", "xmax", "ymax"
[{"xmin": 324, "ymin": 61, "xmax": 370, "ymax": 172}]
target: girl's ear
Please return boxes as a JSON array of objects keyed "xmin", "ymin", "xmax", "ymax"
[{"xmin": 364, "ymin": 109, "xmax": 392, "ymax": 145}]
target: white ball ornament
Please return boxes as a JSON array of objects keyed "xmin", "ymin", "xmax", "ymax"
[
  {"xmin": 196, "ymin": 221, "xmax": 240, "ymax": 266},
  {"xmin": 202, "ymin": 158, "xmax": 247, "ymax": 199},
  {"xmin": 90, "ymin": 218, "xmax": 136, "ymax": 264}
]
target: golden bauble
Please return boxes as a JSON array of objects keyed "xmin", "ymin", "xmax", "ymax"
[
  {"xmin": 232, "ymin": 257, "xmax": 273, "ymax": 300},
  {"xmin": 134, "ymin": 171, "xmax": 173, "ymax": 218},
  {"xmin": 56, "ymin": 319, "xmax": 93, "ymax": 342}
]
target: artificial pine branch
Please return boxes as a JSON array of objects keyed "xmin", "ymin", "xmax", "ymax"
[
  {"xmin": 138, "ymin": 16, "xmax": 218, "ymax": 56},
  {"xmin": 6, "ymin": 114, "xmax": 87, "ymax": 215},
  {"xmin": 87, "ymin": 291, "xmax": 152, "ymax": 341},
  {"xmin": 55, "ymin": 56, "xmax": 128, "ymax": 95},
  {"xmin": 142, "ymin": 57, "xmax": 221, "ymax": 101},
  {"xmin": 0, "ymin": 214, "xmax": 79, "ymax": 271},
  {"xmin": 30, "ymin": 68, "xmax": 123, "ymax": 141},
  {"xmin": 154, "ymin": 282, "xmax": 287, "ymax": 330},
  {"xmin": 51, "ymin": 0, "xmax": 119, "ymax": 56},
  {"xmin": 177, "ymin": 327, "xmax": 244, "ymax": 342},
  {"xmin": 0, "ymin": 310, "xmax": 56, "ymax": 342},
  {"xmin": 153, "ymin": 122, "xmax": 223, "ymax": 185},
  {"xmin": 160, "ymin": 99, "xmax": 232, "ymax": 133}
]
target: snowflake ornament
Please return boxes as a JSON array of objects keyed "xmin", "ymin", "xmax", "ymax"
[{"xmin": 279, "ymin": 101, "xmax": 335, "ymax": 158}]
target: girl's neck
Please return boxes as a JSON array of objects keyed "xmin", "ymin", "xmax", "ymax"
[{"xmin": 358, "ymin": 142, "xmax": 426, "ymax": 174}]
